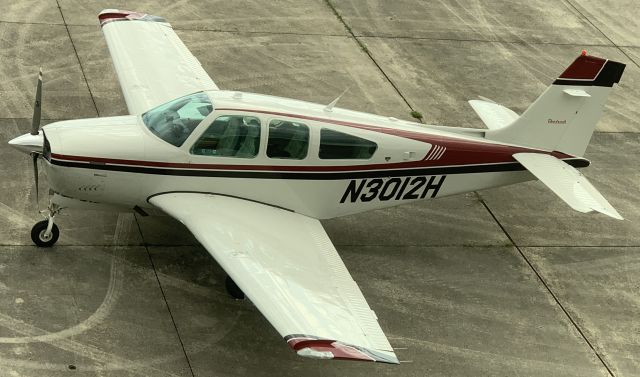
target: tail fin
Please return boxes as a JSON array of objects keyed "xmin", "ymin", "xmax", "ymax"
[{"xmin": 486, "ymin": 53, "xmax": 625, "ymax": 156}]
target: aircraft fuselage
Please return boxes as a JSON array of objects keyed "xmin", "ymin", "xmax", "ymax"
[{"xmin": 40, "ymin": 90, "xmax": 588, "ymax": 219}]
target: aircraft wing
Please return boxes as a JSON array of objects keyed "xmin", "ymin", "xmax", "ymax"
[
  {"xmin": 99, "ymin": 9, "xmax": 219, "ymax": 115},
  {"xmin": 149, "ymin": 193, "xmax": 399, "ymax": 364}
]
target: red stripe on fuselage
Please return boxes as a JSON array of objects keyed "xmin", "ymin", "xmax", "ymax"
[{"xmin": 49, "ymin": 153, "xmax": 520, "ymax": 172}]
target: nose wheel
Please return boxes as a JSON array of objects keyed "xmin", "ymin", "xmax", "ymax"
[
  {"xmin": 31, "ymin": 220, "xmax": 59, "ymax": 247},
  {"xmin": 31, "ymin": 202, "xmax": 62, "ymax": 248},
  {"xmin": 225, "ymin": 275, "xmax": 245, "ymax": 300}
]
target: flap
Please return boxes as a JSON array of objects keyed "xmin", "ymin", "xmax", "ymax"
[
  {"xmin": 99, "ymin": 9, "xmax": 219, "ymax": 115},
  {"xmin": 149, "ymin": 193, "xmax": 399, "ymax": 363},
  {"xmin": 468, "ymin": 99, "xmax": 519, "ymax": 130},
  {"xmin": 513, "ymin": 153, "xmax": 622, "ymax": 220}
]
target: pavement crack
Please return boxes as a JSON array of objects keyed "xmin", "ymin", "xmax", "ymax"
[
  {"xmin": 355, "ymin": 34, "xmax": 636, "ymax": 48},
  {"xmin": 134, "ymin": 214, "xmax": 196, "ymax": 377},
  {"xmin": 564, "ymin": 0, "xmax": 639, "ymax": 70},
  {"xmin": 477, "ymin": 193, "xmax": 616, "ymax": 377},
  {"xmin": 0, "ymin": 20, "xmax": 66, "ymax": 26},
  {"xmin": 54, "ymin": 0, "xmax": 100, "ymax": 117},
  {"xmin": 322, "ymin": 0, "xmax": 422, "ymax": 122},
  {"xmin": 172, "ymin": 27, "xmax": 347, "ymax": 37}
]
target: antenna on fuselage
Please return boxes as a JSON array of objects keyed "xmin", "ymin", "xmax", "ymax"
[{"xmin": 324, "ymin": 87, "xmax": 349, "ymax": 112}]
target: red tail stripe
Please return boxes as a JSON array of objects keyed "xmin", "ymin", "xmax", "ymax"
[{"xmin": 558, "ymin": 55, "xmax": 606, "ymax": 80}]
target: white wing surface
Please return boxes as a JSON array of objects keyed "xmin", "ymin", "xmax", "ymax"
[
  {"xmin": 149, "ymin": 193, "xmax": 399, "ymax": 364},
  {"xmin": 99, "ymin": 9, "xmax": 218, "ymax": 115},
  {"xmin": 468, "ymin": 99, "xmax": 519, "ymax": 130},
  {"xmin": 514, "ymin": 153, "xmax": 622, "ymax": 220}
]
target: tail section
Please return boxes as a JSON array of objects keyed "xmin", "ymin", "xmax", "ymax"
[{"xmin": 486, "ymin": 53, "xmax": 625, "ymax": 156}]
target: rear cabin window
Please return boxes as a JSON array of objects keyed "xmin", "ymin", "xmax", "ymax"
[
  {"xmin": 319, "ymin": 129, "xmax": 377, "ymax": 159},
  {"xmin": 267, "ymin": 120, "xmax": 310, "ymax": 160},
  {"xmin": 191, "ymin": 115, "xmax": 261, "ymax": 158}
]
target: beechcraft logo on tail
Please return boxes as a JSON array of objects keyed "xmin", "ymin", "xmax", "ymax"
[{"xmin": 340, "ymin": 175, "xmax": 446, "ymax": 203}]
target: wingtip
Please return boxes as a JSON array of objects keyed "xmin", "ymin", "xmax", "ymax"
[
  {"xmin": 98, "ymin": 9, "xmax": 167, "ymax": 26},
  {"xmin": 600, "ymin": 208, "xmax": 624, "ymax": 221},
  {"xmin": 286, "ymin": 335, "xmax": 399, "ymax": 364}
]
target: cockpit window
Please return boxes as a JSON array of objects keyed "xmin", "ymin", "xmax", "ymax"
[
  {"xmin": 142, "ymin": 92, "xmax": 213, "ymax": 147},
  {"xmin": 191, "ymin": 115, "xmax": 261, "ymax": 158}
]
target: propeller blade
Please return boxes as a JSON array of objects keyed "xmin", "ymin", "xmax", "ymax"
[
  {"xmin": 31, "ymin": 152, "xmax": 39, "ymax": 205},
  {"xmin": 30, "ymin": 68, "xmax": 43, "ymax": 136}
]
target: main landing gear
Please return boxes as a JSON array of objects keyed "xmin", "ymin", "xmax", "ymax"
[
  {"xmin": 30, "ymin": 202, "xmax": 62, "ymax": 248},
  {"xmin": 225, "ymin": 275, "xmax": 245, "ymax": 300}
]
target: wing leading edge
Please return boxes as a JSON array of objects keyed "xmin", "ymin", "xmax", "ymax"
[
  {"xmin": 99, "ymin": 9, "xmax": 219, "ymax": 115},
  {"xmin": 149, "ymin": 193, "xmax": 399, "ymax": 364}
]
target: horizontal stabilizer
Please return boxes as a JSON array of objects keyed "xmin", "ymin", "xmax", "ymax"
[
  {"xmin": 514, "ymin": 153, "xmax": 622, "ymax": 220},
  {"xmin": 468, "ymin": 100, "xmax": 519, "ymax": 130}
]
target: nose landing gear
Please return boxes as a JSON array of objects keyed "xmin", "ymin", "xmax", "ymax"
[{"xmin": 30, "ymin": 202, "xmax": 62, "ymax": 248}]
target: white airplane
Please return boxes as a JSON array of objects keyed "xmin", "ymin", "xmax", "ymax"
[{"xmin": 8, "ymin": 9, "xmax": 625, "ymax": 364}]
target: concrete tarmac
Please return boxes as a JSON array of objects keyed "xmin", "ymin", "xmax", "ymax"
[{"xmin": 0, "ymin": 1, "xmax": 638, "ymax": 376}]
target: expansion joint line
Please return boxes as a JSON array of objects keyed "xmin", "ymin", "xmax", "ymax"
[
  {"xmin": 323, "ymin": 0, "xmax": 422, "ymax": 122},
  {"xmin": 477, "ymin": 193, "xmax": 616, "ymax": 377},
  {"xmin": 55, "ymin": 1, "xmax": 100, "ymax": 117},
  {"xmin": 564, "ymin": 0, "xmax": 639, "ymax": 69},
  {"xmin": 133, "ymin": 214, "xmax": 196, "ymax": 377}
]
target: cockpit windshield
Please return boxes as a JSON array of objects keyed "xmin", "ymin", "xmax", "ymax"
[{"xmin": 142, "ymin": 92, "xmax": 213, "ymax": 147}]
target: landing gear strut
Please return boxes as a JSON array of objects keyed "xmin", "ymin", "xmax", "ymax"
[
  {"xmin": 225, "ymin": 275, "xmax": 245, "ymax": 300},
  {"xmin": 31, "ymin": 202, "xmax": 62, "ymax": 248}
]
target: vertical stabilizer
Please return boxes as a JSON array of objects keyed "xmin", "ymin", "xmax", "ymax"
[{"xmin": 486, "ymin": 54, "xmax": 625, "ymax": 156}]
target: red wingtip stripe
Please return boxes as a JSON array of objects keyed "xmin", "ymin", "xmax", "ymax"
[
  {"xmin": 558, "ymin": 54, "xmax": 607, "ymax": 80},
  {"xmin": 99, "ymin": 10, "xmax": 139, "ymax": 23},
  {"xmin": 287, "ymin": 339, "xmax": 374, "ymax": 362},
  {"xmin": 98, "ymin": 9, "xmax": 167, "ymax": 26}
]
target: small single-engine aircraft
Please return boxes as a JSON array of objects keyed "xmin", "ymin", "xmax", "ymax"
[{"xmin": 8, "ymin": 9, "xmax": 625, "ymax": 364}]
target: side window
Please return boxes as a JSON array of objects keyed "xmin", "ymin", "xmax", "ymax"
[
  {"xmin": 191, "ymin": 115, "xmax": 261, "ymax": 158},
  {"xmin": 319, "ymin": 129, "xmax": 377, "ymax": 159},
  {"xmin": 267, "ymin": 119, "xmax": 310, "ymax": 160}
]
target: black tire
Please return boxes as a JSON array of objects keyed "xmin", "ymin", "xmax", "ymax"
[
  {"xmin": 225, "ymin": 275, "xmax": 245, "ymax": 300},
  {"xmin": 30, "ymin": 220, "xmax": 59, "ymax": 248}
]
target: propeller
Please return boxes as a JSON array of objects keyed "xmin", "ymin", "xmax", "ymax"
[
  {"xmin": 30, "ymin": 68, "xmax": 43, "ymax": 205},
  {"xmin": 31, "ymin": 68, "xmax": 43, "ymax": 135},
  {"xmin": 31, "ymin": 151, "xmax": 39, "ymax": 205}
]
